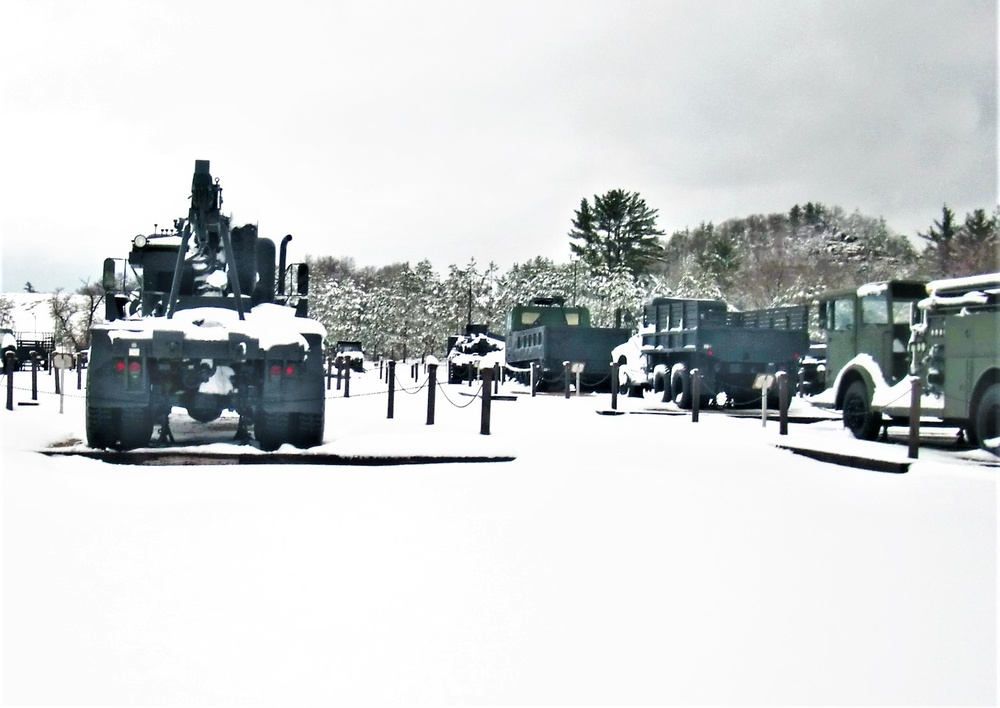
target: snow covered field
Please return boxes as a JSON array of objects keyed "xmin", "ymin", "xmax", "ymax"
[{"xmin": 2, "ymin": 366, "xmax": 997, "ymax": 705}]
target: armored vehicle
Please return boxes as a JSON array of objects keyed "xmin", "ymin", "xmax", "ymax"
[{"xmin": 86, "ymin": 160, "xmax": 326, "ymax": 450}]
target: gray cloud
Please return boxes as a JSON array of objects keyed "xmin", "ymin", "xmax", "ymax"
[{"xmin": 2, "ymin": 0, "xmax": 995, "ymax": 291}]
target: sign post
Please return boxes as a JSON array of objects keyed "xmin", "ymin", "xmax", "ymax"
[
  {"xmin": 754, "ymin": 373, "xmax": 775, "ymax": 427},
  {"xmin": 51, "ymin": 352, "xmax": 75, "ymax": 414}
]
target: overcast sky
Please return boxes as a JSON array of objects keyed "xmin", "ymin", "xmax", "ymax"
[{"xmin": 1, "ymin": 0, "xmax": 996, "ymax": 292}]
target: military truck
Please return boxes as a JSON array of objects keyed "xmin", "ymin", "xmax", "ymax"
[
  {"xmin": 86, "ymin": 160, "xmax": 327, "ymax": 451},
  {"xmin": 810, "ymin": 280, "xmax": 928, "ymax": 439},
  {"xmin": 613, "ymin": 297, "xmax": 810, "ymax": 408},
  {"xmin": 869, "ymin": 273, "xmax": 999, "ymax": 451},
  {"xmin": 334, "ymin": 340, "xmax": 365, "ymax": 373},
  {"xmin": 504, "ymin": 297, "xmax": 629, "ymax": 391}
]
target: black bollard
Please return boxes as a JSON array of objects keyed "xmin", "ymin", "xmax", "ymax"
[
  {"xmin": 778, "ymin": 371, "xmax": 789, "ymax": 435},
  {"xmin": 691, "ymin": 368, "xmax": 700, "ymax": 423},
  {"xmin": 564, "ymin": 362, "xmax": 571, "ymax": 399},
  {"xmin": 5, "ymin": 351, "xmax": 14, "ymax": 411},
  {"xmin": 344, "ymin": 366, "xmax": 351, "ymax": 398},
  {"xmin": 480, "ymin": 366, "xmax": 493, "ymax": 435},
  {"xmin": 30, "ymin": 351, "xmax": 38, "ymax": 401},
  {"xmin": 493, "ymin": 363, "xmax": 500, "ymax": 395},
  {"xmin": 611, "ymin": 362, "xmax": 620, "ymax": 410},
  {"xmin": 426, "ymin": 363, "xmax": 437, "ymax": 425},
  {"xmin": 387, "ymin": 360, "xmax": 396, "ymax": 419},
  {"xmin": 908, "ymin": 377, "xmax": 921, "ymax": 459},
  {"xmin": 531, "ymin": 362, "xmax": 537, "ymax": 397}
]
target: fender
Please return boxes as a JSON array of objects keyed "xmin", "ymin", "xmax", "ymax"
[{"xmin": 825, "ymin": 354, "xmax": 890, "ymax": 409}]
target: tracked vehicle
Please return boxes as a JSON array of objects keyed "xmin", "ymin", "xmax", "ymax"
[{"xmin": 86, "ymin": 160, "xmax": 326, "ymax": 451}]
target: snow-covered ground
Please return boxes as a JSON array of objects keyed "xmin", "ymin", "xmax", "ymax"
[{"xmin": 2, "ymin": 366, "xmax": 997, "ymax": 705}]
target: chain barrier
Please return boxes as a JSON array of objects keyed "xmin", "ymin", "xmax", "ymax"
[
  {"xmin": 436, "ymin": 380, "xmax": 485, "ymax": 409},
  {"xmin": 393, "ymin": 373, "xmax": 429, "ymax": 395}
]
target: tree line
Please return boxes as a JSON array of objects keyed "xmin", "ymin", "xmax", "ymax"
[{"xmin": 4, "ymin": 196, "xmax": 997, "ymax": 356}]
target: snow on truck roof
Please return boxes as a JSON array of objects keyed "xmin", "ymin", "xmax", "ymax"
[
  {"xmin": 95, "ymin": 304, "xmax": 327, "ymax": 351},
  {"xmin": 926, "ymin": 272, "xmax": 1000, "ymax": 296}
]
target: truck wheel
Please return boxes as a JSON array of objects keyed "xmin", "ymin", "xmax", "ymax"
[
  {"xmin": 119, "ymin": 409, "xmax": 153, "ymax": 450},
  {"xmin": 670, "ymin": 364, "xmax": 692, "ymax": 409},
  {"xmin": 843, "ymin": 380, "xmax": 881, "ymax": 440},
  {"xmin": 294, "ymin": 412, "xmax": 325, "ymax": 448},
  {"xmin": 255, "ymin": 411, "xmax": 291, "ymax": 451},
  {"xmin": 86, "ymin": 405, "xmax": 116, "ymax": 449},
  {"xmin": 972, "ymin": 383, "xmax": 1000, "ymax": 454}
]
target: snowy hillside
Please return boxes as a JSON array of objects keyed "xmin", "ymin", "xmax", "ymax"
[{"xmin": 2, "ymin": 364, "xmax": 996, "ymax": 705}]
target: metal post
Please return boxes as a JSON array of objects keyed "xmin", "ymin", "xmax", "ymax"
[
  {"xmin": 77, "ymin": 354, "xmax": 83, "ymax": 390},
  {"xmin": 59, "ymin": 367, "xmax": 65, "ymax": 414},
  {"xmin": 778, "ymin": 371, "xmax": 789, "ymax": 436},
  {"xmin": 379, "ymin": 359, "xmax": 384, "ymax": 380},
  {"xmin": 908, "ymin": 377, "xmax": 921, "ymax": 459},
  {"xmin": 480, "ymin": 366, "xmax": 493, "ymax": 435},
  {"xmin": 5, "ymin": 351, "xmax": 14, "ymax": 411},
  {"xmin": 611, "ymin": 362, "xmax": 619, "ymax": 411},
  {"xmin": 493, "ymin": 363, "xmax": 500, "ymax": 395},
  {"xmin": 344, "ymin": 366, "xmax": 351, "ymax": 398},
  {"xmin": 426, "ymin": 363, "xmax": 437, "ymax": 425},
  {"xmin": 336, "ymin": 362, "xmax": 342, "ymax": 391},
  {"xmin": 564, "ymin": 362, "xmax": 571, "ymax": 399},
  {"xmin": 761, "ymin": 380, "xmax": 768, "ymax": 427},
  {"xmin": 530, "ymin": 363, "xmax": 537, "ymax": 397},
  {"xmin": 691, "ymin": 368, "xmax": 700, "ymax": 423},
  {"xmin": 53, "ymin": 355, "xmax": 61, "ymax": 395},
  {"xmin": 327, "ymin": 358, "xmax": 333, "ymax": 391},
  {"xmin": 30, "ymin": 351, "xmax": 38, "ymax": 401},
  {"xmin": 387, "ymin": 360, "xmax": 396, "ymax": 419}
]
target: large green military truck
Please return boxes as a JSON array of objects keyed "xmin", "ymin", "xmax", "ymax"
[
  {"xmin": 871, "ymin": 273, "xmax": 1000, "ymax": 451},
  {"xmin": 613, "ymin": 296, "xmax": 810, "ymax": 408},
  {"xmin": 811, "ymin": 279, "xmax": 928, "ymax": 438},
  {"xmin": 504, "ymin": 297, "xmax": 629, "ymax": 391},
  {"xmin": 86, "ymin": 160, "xmax": 327, "ymax": 451}
]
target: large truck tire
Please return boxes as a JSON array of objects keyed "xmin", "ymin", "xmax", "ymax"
[
  {"xmin": 86, "ymin": 405, "xmax": 116, "ymax": 449},
  {"xmin": 255, "ymin": 410, "xmax": 292, "ymax": 451},
  {"xmin": 119, "ymin": 409, "xmax": 153, "ymax": 449},
  {"xmin": 294, "ymin": 412, "xmax": 325, "ymax": 448},
  {"xmin": 86, "ymin": 406, "xmax": 152, "ymax": 450},
  {"xmin": 842, "ymin": 380, "xmax": 881, "ymax": 440},
  {"xmin": 972, "ymin": 383, "xmax": 1000, "ymax": 454},
  {"xmin": 670, "ymin": 363, "xmax": 692, "ymax": 409}
]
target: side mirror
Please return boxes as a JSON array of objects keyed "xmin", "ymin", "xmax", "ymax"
[{"xmin": 102, "ymin": 258, "xmax": 117, "ymax": 291}]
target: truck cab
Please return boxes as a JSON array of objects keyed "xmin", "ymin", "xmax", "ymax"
[{"xmin": 815, "ymin": 280, "xmax": 927, "ymax": 438}]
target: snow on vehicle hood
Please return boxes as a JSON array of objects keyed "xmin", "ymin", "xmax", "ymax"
[{"xmin": 98, "ymin": 304, "xmax": 327, "ymax": 351}]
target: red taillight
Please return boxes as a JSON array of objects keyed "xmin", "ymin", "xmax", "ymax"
[
  {"xmin": 270, "ymin": 364, "xmax": 282, "ymax": 376},
  {"xmin": 707, "ymin": 349, "xmax": 714, "ymax": 356},
  {"xmin": 128, "ymin": 361, "xmax": 142, "ymax": 374},
  {"xmin": 115, "ymin": 360, "xmax": 126, "ymax": 372},
  {"xmin": 285, "ymin": 365, "xmax": 295, "ymax": 376}
]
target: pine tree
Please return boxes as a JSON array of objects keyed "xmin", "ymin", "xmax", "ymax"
[
  {"xmin": 919, "ymin": 204, "xmax": 960, "ymax": 277},
  {"xmin": 569, "ymin": 189, "xmax": 665, "ymax": 280}
]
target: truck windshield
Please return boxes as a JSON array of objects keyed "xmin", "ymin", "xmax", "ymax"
[{"xmin": 861, "ymin": 295, "xmax": 889, "ymax": 325}]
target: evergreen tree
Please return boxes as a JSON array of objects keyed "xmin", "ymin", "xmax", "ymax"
[
  {"xmin": 569, "ymin": 189, "xmax": 665, "ymax": 280},
  {"xmin": 952, "ymin": 208, "xmax": 1000, "ymax": 275},
  {"xmin": 919, "ymin": 204, "xmax": 960, "ymax": 277}
]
